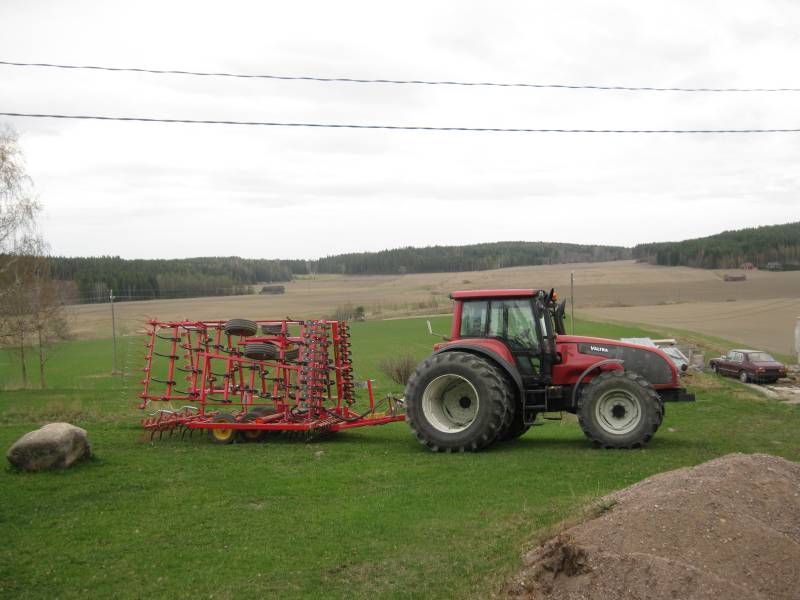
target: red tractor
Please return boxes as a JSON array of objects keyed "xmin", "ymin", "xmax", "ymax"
[{"xmin": 404, "ymin": 289, "xmax": 694, "ymax": 452}]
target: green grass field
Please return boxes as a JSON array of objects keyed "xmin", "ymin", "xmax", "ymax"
[{"xmin": 1, "ymin": 316, "xmax": 798, "ymax": 599}]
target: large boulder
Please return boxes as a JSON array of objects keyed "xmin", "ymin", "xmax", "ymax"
[{"xmin": 6, "ymin": 423, "xmax": 92, "ymax": 471}]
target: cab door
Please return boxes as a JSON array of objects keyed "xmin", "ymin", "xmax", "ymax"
[{"xmin": 487, "ymin": 298, "xmax": 545, "ymax": 385}]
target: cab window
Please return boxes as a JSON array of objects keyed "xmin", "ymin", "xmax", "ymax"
[
  {"xmin": 460, "ymin": 301, "xmax": 487, "ymax": 337},
  {"xmin": 488, "ymin": 299, "xmax": 539, "ymax": 352}
]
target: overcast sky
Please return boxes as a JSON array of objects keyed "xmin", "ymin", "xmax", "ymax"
[{"xmin": 1, "ymin": 1, "xmax": 799, "ymax": 260}]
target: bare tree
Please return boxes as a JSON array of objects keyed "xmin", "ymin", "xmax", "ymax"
[
  {"xmin": 0, "ymin": 125, "xmax": 46, "ymax": 386},
  {"xmin": 29, "ymin": 255, "xmax": 70, "ymax": 388},
  {"xmin": 0, "ymin": 244, "xmax": 70, "ymax": 388},
  {"xmin": 0, "ymin": 127, "xmax": 39, "ymax": 257},
  {"xmin": 0, "ymin": 252, "xmax": 38, "ymax": 386}
]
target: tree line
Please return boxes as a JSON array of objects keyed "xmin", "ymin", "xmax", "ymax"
[
  {"xmin": 632, "ymin": 222, "xmax": 800, "ymax": 269},
  {"xmin": 46, "ymin": 242, "xmax": 632, "ymax": 303},
  {"xmin": 310, "ymin": 242, "xmax": 631, "ymax": 275},
  {"xmin": 49, "ymin": 256, "xmax": 307, "ymax": 303}
]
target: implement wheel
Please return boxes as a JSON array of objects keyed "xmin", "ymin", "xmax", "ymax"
[
  {"xmin": 224, "ymin": 319, "xmax": 258, "ymax": 337},
  {"xmin": 404, "ymin": 351, "xmax": 511, "ymax": 452},
  {"xmin": 240, "ymin": 410, "xmax": 271, "ymax": 442},
  {"xmin": 244, "ymin": 342, "xmax": 279, "ymax": 361},
  {"xmin": 208, "ymin": 413, "xmax": 238, "ymax": 445},
  {"xmin": 577, "ymin": 370, "xmax": 663, "ymax": 449}
]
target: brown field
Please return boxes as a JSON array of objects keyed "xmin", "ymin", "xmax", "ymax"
[
  {"xmin": 66, "ymin": 260, "xmax": 800, "ymax": 358},
  {"xmin": 583, "ymin": 298, "xmax": 799, "ymax": 357}
]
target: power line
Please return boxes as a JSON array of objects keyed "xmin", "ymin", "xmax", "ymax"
[
  {"xmin": 2, "ymin": 111, "xmax": 799, "ymax": 134},
  {"xmin": 1, "ymin": 60, "xmax": 798, "ymax": 93}
]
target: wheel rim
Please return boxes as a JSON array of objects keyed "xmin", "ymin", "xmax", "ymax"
[
  {"xmin": 594, "ymin": 389, "xmax": 642, "ymax": 435},
  {"xmin": 739, "ymin": 371, "xmax": 747, "ymax": 382},
  {"xmin": 211, "ymin": 427, "xmax": 234, "ymax": 442},
  {"xmin": 421, "ymin": 374, "xmax": 479, "ymax": 433}
]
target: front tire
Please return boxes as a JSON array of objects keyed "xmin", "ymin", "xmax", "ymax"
[
  {"xmin": 739, "ymin": 370, "xmax": 749, "ymax": 383},
  {"xmin": 577, "ymin": 370, "xmax": 663, "ymax": 449},
  {"xmin": 404, "ymin": 352, "xmax": 512, "ymax": 452}
]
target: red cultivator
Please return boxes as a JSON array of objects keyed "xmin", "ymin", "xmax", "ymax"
[{"xmin": 138, "ymin": 318, "xmax": 405, "ymax": 443}]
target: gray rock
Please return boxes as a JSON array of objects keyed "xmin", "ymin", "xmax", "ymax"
[{"xmin": 6, "ymin": 423, "xmax": 92, "ymax": 471}]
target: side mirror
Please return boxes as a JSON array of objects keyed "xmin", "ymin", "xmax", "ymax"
[
  {"xmin": 554, "ymin": 299, "xmax": 567, "ymax": 335},
  {"xmin": 426, "ymin": 320, "xmax": 449, "ymax": 341}
]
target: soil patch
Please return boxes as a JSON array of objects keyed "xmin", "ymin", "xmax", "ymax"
[{"xmin": 506, "ymin": 453, "xmax": 800, "ymax": 600}]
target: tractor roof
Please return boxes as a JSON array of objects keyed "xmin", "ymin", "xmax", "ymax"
[{"xmin": 449, "ymin": 289, "xmax": 541, "ymax": 300}]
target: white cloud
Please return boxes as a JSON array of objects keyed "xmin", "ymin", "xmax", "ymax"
[{"xmin": 1, "ymin": 0, "xmax": 799, "ymax": 259}]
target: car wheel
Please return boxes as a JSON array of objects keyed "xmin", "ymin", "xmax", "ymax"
[{"xmin": 739, "ymin": 370, "xmax": 749, "ymax": 383}]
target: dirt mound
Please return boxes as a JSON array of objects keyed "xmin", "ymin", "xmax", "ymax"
[{"xmin": 507, "ymin": 454, "xmax": 800, "ymax": 600}]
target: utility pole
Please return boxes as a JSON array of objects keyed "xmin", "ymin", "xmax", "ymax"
[
  {"xmin": 795, "ymin": 316, "xmax": 799, "ymax": 365},
  {"xmin": 570, "ymin": 271, "xmax": 575, "ymax": 335},
  {"xmin": 110, "ymin": 288, "xmax": 119, "ymax": 375}
]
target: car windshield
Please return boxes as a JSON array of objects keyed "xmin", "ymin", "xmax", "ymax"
[{"xmin": 748, "ymin": 352, "xmax": 776, "ymax": 363}]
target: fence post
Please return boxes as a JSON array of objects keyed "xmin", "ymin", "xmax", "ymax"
[{"xmin": 111, "ymin": 288, "xmax": 119, "ymax": 375}]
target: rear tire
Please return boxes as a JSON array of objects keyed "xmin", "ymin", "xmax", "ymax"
[
  {"xmin": 739, "ymin": 370, "xmax": 749, "ymax": 383},
  {"xmin": 404, "ymin": 352, "xmax": 512, "ymax": 452},
  {"xmin": 577, "ymin": 370, "xmax": 663, "ymax": 449},
  {"xmin": 497, "ymin": 404, "xmax": 532, "ymax": 442}
]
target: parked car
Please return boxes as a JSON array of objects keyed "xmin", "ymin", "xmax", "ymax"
[{"xmin": 709, "ymin": 349, "xmax": 788, "ymax": 383}]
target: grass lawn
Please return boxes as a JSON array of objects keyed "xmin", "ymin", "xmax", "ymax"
[{"xmin": 1, "ymin": 316, "xmax": 798, "ymax": 599}]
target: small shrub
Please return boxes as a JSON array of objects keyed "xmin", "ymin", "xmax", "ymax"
[
  {"xmin": 378, "ymin": 354, "xmax": 418, "ymax": 386},
  {"xmin": 331, "ymin": 303, "xmax": 355, "ymax": 321}
]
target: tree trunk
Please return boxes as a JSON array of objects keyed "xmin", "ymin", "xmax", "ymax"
[
  {"xmin": 19, "ymin": 328, "xmax": 27, "ymax": 387},
  {"xmin": 37, "ymin": 324, "xmax": 46, "ymax": 389}
]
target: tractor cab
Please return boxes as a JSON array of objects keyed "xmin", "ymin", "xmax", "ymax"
[{"xmin": 448, "ymin": 289, "xmax": 565, "ymax": 385}]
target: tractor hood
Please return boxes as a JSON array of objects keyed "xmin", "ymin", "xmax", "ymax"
[{"xmin": 555, "ymin": 335, "xmax": 679, "ymax": 386}]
